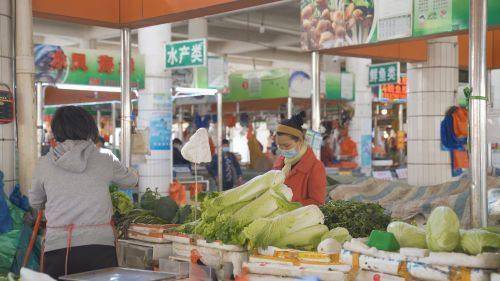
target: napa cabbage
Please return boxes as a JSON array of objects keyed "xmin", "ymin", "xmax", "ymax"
[
  {"xmin": 321, "ymin": 227, "xmax": 352, "ymax": 244},
  {"xmin": 387, "ymin": 221, "xmax": 427, "ymax": 249},
  {"xmin": 460, "ymin": 229, "xmax": 500, "ymax": 255},
  {"xmin": 242, "ymin": 205, "xmax": 325, "ymax": 249},
  {"xmin": 203, "ymin": 170, "xmax": 285, "ymax": 219}
]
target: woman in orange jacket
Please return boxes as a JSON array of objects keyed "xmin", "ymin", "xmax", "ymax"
[{"xmin": 273, "ymin": 112, "xmax": 326, "ymax": 206}]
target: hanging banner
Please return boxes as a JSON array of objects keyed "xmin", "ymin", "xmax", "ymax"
[
  {"xmin": 369, "ymin": 62, "xmax": 400, "ymax": 86},
  {"xmin": 289, "ymin": 70, "xmax": 312, "ymax": 99},
  {"xmin": 225, "ymin": 69, "xmax": 289, "ymax": 102},
  {"xmin": 325, "ymin": 72, "xmax": 355, "ymax": 101},
  {"xmin": 377, "ymin": 0, "xmax": 413, "ymax": 41},
  {"xmin": 34, "ymin": 44, "xmax": 145, "ymax": 89},
  {"xmin": 165, "ymin": 39, "xmax": 207, "ymax": 69},
  {"xmin": 300, "ymin": 0, "xmax": 376, "ymax": 50},
  {"xmin": 300, "ymin": 0, "xmax": 500, "ymax": 51}
]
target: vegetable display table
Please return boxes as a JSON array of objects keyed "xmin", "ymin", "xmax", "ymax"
[
  {"xmin": 341, "ymin": 239, "xmax": 500, "ymax": 281},
  {"xmin": 59, "ymin": 267, "xmax": 175, "ymax": 281},
  {"xmin": 165, "ymin": 234, "xmax": 248, "ymax": 278}
]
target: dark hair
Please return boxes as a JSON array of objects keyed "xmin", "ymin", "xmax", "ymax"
[
  {"xmin": 51, "ymin": 106, "xmax": 99, "ymax": 143},
  {"xmin": 96, "ymin": 136, "xmax": 105, "ymax": 144},
  {"xmin": 222, "ymin": 139, "xmax": 230, "ymax": 145},
  {"xmin": 277, "ymin": 111, "xmax": 306, "ymax": 141},
  {"xmin": 173, "ymin": 138, "xmax": 182, "ymax": 146}
]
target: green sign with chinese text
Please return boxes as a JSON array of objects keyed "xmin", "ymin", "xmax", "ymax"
[
  {"xmin": 165, "ymin": 39, "xmax": 207, "ymax": 69},
  {"xmin": 368, "ymin": 62, "xmax": 400, "ymax": 86},
  {"xmin": 34, "ymin": 44, "xmax": 145, "ymax": 89}
]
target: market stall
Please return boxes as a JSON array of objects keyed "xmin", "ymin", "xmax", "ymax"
[{"xmin": 33, "ymin": 44, "xmax": 144, "ymax": 158}]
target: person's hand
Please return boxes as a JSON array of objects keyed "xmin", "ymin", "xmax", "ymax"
[{"xmin": 237, "ymin": 176, "xmax": 244, "ymax": 185}]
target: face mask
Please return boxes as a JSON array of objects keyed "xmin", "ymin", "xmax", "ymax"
[
  {"xmin": 222, "ymin": 147, "xmax": 230, "ymax": 153},
  {"xmin": 280, "ymin": 147, "xmax": 298, "ymax": 159}
]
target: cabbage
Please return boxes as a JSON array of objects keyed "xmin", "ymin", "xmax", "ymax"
[
  {"xmin": 460, "ymin": 229, "xmax": 500, "ymax": 255},
  {"xmin": 201, "ymin": 185, "xmax": 300, "ymax": 245},
  {"xmin": 242, "ymin": 205, "xmax": 325, "ymax": 249},
  {"xmin": 317, "ymin": 238, "xmax": 342, "ymax": 254},
  {"xmin": 232, "ymin": 185, "xmax": 297, "ymax": 225},
  {"xmin": 387, "ymin": 221, "xmax": 427, "ymax": 249},
  {"xmin": 275, "ymin": 224, "xmax": 328, "ymax": 250},
  {"xmin": 203, "ymin": 170, "xmax": 285, "ymax": 218},
  {"xmin": 321, "ymin": 227, "xmax": 352, "ymax": 244},
  {"xmin": 426, "ymin": 206, "xmax": 460, "ymax": 252}
]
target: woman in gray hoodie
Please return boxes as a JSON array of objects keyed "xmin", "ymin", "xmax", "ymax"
[{"xmin": 29, "ymin": 106, "xmax": 138, "ymax": 279}]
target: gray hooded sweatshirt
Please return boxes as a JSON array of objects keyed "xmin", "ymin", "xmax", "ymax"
[{"xmin": 29, "ymin": 140, "xmax": 138, "ymax": 252}]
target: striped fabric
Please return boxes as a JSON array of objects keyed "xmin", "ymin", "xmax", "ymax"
[{"xmin": 328, "ymin": 176, "xmax": 500, "ymax": 228}]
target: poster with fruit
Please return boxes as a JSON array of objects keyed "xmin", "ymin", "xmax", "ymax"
[{"xmin": 301, "ymin": 0, "xmax": 375, "ymax": 51}]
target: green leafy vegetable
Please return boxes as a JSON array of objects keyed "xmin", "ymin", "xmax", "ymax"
[
  {"xmin": 140, "ymin": 188, "xmax": 160, "ymax": 210},
  {"xmin": 387, "ymin": 221, "xmax": 427, "ymax": 249},
  {"xmin": 203, "ymin": 170, "xmax": 285, "ymax": 219},
  {"xmin": 154, "ymin": 196, "xmax": 179, "ymax": 223},
  {"xmin": 321, "ymin": 227, "xmax": 352, "ymax": 244},
  {"xmin": 460, "ymin": 229, "xmax": 500, "ymax": 255},
  {"xmin": 242, "ymin": 205, "xmax": 325, "ymax": 249},
  {"xmin": 111, "ymin": 191, "xmax": 134, "ymax": 215},
  {"xmin": 320, "ymin": 200, "xmax": 391, "ymax": 238},
  {"xmin": 275, "ymin": 224, "xmax": 329, "ymax": 250},
  {"xmin": 172, "ymin": 205, "xmax": 197, "ymax": 225},
  {"xmin": 426, "ymin": 206, "xmax": 460, "ymax": 252}
]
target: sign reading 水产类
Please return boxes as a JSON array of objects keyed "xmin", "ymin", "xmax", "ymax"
[
  {"xmin": 368, "ymin": 62, "xmax": 400, "ymax": 86},
  {"xmin": 165, "ymin": 39, "xmax": 207, "ymax": 69}
]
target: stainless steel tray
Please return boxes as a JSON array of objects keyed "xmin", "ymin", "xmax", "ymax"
[{"xmin": 59, "ymin": 267, "xmax": 176, "ymax": 281}]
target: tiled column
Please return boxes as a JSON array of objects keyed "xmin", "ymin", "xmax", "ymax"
[
  {"xmin": 407, "ymin": 37, "xmax": 458, "ymax": 186},
  {"xmin": 137, "ymin": 24, "xmax": 172, "ymax": 196},
  {"xmin": 0, "ymin": 0, "xmax": 15, "ymax": 194},
  {"xmin": 346, "ymin": 58, "xmax": 372, "ymax": 175}
]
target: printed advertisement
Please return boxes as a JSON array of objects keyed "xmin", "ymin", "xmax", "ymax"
[
  {"xmin": 361, "ymin": 134, "xmax": 372, "ymax": 168},
  {"xmin": 413, "ymin": 0, "xmax": 453, "ymax": 37},
  {"xmin": 225, "ymin": 69, "xmax": 289, "ymax": 102},
  {"xmin": 300, "ymin": 0, "xmax": 500, "ymax": 51},
  {"xmin": 149, "ymin": 96, "xmax": 172, "ymax": 151},
  {"xmin": 300, "ymin": 0, "xmax": 375, "ymax": 50},
  {"xmin": 377, "ymin": 0, "xmax": 412, "ymax": 40},
  {"xmin": 34, "ymin": 44, "xmax": 145, "ymax": 89},
  {"xmin": 325, "ymin": 72, "xmax": 355, "ymax": 101}
]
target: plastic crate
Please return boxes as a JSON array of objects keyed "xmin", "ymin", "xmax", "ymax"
[{"xmin": 159, "ymin": 259, "xmax": 189, "ymax": 278}]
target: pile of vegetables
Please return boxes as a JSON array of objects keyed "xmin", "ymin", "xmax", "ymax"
[
  {"xmin": 386, "ymin": 206, "xmax": 500, "ymax": 255},
  {"xmin": 320, "ymin": 200, "xmax": 391, "ymax": 238},
  {"xmin": 177, "ymin": 170, "xmax": 333, "ymax": 250}
]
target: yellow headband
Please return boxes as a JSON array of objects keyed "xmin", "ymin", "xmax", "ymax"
[{"xmin": 277, "ymin": 124, "xmax": 303, "ymax": 140}]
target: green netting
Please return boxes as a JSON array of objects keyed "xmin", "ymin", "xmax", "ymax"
[{"xmin": 0, "ymin": 230, "xmax": 21, "ymax": 275}]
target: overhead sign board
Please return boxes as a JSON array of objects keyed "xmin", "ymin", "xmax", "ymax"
[
  {"xmin": 34, "ymin": 44, "xmax": 145, "ymax": 89},
  {"xmin": 369, "ymin": 62, "xmax": 400, "ymax": 86},
  {"xmin": 165, "ymin": 39, "xmax": 207, "ymax": 69},
  {"xmin": 300, "ymin": 0, "xmax": 500, "ymax": 51},
  {"xmin": 325, "ymin": 72, "xmax": 355, "ymax": 101}
]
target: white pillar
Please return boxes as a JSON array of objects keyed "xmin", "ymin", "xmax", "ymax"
[
  {"xmin": 189, "ymin": 18, "xmax": 208, "ymax": 89},
  {"xmin": 407, "ymin": 37, "xmax": 458, "ymax": 186},
  {"xmin": 137, "ymin": 24, "xmax": 172, "ymax": 196},
  {"xmin": 16, "ymin": 0, "xmax": 37, "ymax": 194},
  {"xmin": 346, "ymin": 58, "xmax": 372, "ymax": 175},
  {"xmin": 188, "ymin": 18, "xmax": 208, "ymax": 38},
  {"xmin": 0, "ymin": 0, "xmax": 15, "ymax": 195}
]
